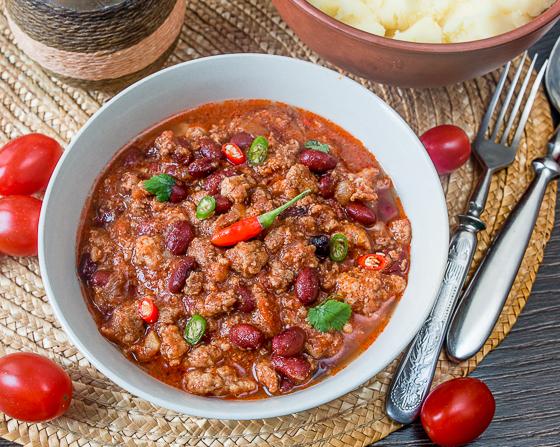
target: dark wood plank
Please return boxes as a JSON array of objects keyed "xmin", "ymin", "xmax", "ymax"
[{"xmin": 1, "ymin": 18, "xmax": 560, "ymax": 447}]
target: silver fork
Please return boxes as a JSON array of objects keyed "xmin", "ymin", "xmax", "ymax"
[{"xmin": 385, "ymin": 53, "xmax": 549, "ymax": 425}]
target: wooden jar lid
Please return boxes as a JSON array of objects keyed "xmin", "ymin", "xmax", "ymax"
[{"xmin": 5, "ymin": 0, "xmax": 185, "ymax": 86}]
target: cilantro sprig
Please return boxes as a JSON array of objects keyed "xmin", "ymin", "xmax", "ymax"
[
  {"xmin": 304, "ymin": 140, "xmax": 330, "ymax": 153},
  {"xmin": 143, "ymin": 174, "xmax": 176, "ymax": 202},
  {"xmin": 307, "ymin": 298, "xmax": 352, "ymax": 332}
]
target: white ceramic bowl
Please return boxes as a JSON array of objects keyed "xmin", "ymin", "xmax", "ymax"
[{"xmin": 39, "ymin": 54, "xmax": 448, "ymax": 420}]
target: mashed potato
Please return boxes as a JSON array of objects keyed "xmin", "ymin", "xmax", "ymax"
[{"xmin": 308, "ymin": 0, "xmax": 556, "ymax": 43}]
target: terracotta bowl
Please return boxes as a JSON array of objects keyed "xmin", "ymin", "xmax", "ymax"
[{"xmin": 273, "ymin": 0, "xmax": 560, "ymax": 87}]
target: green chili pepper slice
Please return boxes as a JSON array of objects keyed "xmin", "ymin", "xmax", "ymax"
[
  {"xmin": 184, "ymin": 314, "xmax": 207, "ymax": 345},
  {"xmin": 196, "ymin": 196, "xmax": 216, "ymax": 220},
  {"xmin": 247, "ymin": 136, "xmax": 269, "ymax": 166},
  {"xmin": 329, "ymin": 233, "xmax": 349, "ymax": 262}
]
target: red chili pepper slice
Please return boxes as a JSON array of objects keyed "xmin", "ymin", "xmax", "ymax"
[
  {"xmin": 138, "ymin": 297, "xmax": 159, "ymax": 324},
  {"xmin": 211, "ymin": 189, "xmax": 311, "ymax": 247},
  {"xmin": 357, "ymin": 253, "xmax": 388, "ymax": 271},
  {"xmin": 222, "ymin": 143, "xmax": 246, "ymax": 165}
]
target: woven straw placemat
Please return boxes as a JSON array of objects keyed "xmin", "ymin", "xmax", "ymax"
[{"xmin": 0, "ymin": 1, "xmax": 557, "ymax": 446}]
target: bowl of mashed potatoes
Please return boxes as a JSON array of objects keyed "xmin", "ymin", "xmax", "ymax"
[{"xmin": 273, "ymin": 0, "xmax": 560, "ymax": 87}]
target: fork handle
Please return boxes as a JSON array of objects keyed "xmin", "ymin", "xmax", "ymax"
[
  {"xmin": 386, "ymin": 215, "xmax": 484, "ymax": 424},
  {"xmin": 446, "ymin": 157, "xmax": 560, "ymax": 362}
]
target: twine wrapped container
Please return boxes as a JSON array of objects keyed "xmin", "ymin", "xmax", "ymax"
[{"xmin": 5, "ymin": 0, "xmax": 186, "ymax": 87}]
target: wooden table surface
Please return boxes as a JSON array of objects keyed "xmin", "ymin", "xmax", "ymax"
[{"xmin": 2, "ymin": 23, "xmax": 560, "ymax": 447}]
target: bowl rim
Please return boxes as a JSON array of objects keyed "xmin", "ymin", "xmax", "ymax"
[
  {"xmin": 38, "ymin": 53, "xmax": 449, "ymax": 419},
  {"xmin": 288, "ymin": 0, "xmax": 560, "ymax": 53}
]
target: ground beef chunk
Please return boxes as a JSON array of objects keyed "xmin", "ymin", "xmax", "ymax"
[
  {"xmin": 87, "ymin": 228, "xmax": 113, "ymax": 263},
  {"xmin": 252, "ymin": 284, "xmax": 282, "ymax": 337},
  {"xmin": 388, "ymin": 218, "xmax": 412, "ymax": 244},
  {"xmin": 182, "ymin": 366, "xmax": 257, "ymax": 396},
  {"xmin": 308, "ymin": 204, "xmax": 340, "ymax": 233},
  {"xmin": 185, "ymin": 344, "xmax": 223, "ymax": 368},
  {"xmin": 154, "ymin": 130, "xmax": 192, "ymax": 161},
  {"xmin": 158, "ymin": 324, "xmax": 189, "ymax": 366},
  {"xmin": 225, "ymin": 241, "xmax": 269, "ymax": 277},
  {"xmin": 132, "ymin": 235, "xmax": 162, "ymax": 270},
  {"xmin": 191, "ymin": 289, "xmax": 237, "ymax": 318},
  {"xmin": 158, "ymin": 296, "xmax": 185, "ymax": 324},
  {"xmin": 264, "ymin": 226, "xmax": 294, "ymax": 253},
  {"xmin": 100, "ymin": 301, "xmax": 144, "ymax": 346},
  {"xmin": 336, "ymin": 268, "xmax": 407, "ymax": 316},
  {"xmin": 305, "ymin": 330, "xmax": 344, "ymax": 359},
  {"xmin": 188, "ymin": 238, "xmax": 230, "ymax": 283},
  {"xmin": 130, "ymin": 331, "xmax": 161, "ymax": 362},
  {"xmin": 184, "ymin": 271, "xmax": 204, "ymax": 296},
  {"xmin": 340, "ymin": 223, "xmax": 372, "ymax": 251},
  {"xmin": 254, "ymin": 357, "xmax": 280, "ymax": 393},
  {"xmin": 255, "ymin": 138, "xmax": 300, "ymax": 177},
  {"xmin": 279, "ymin": 239, "xmax": 319, "ymax": 273},
  {"xmin": 284, "ymin": 164, "xmax": 318, "ymax": 194},
  {"xmin": 220, "ymin": 174, "xmax": 256, "ymax": 204},
  {"xmin": 334, "ymin": 167, "xmax": 379, "ymax": 205}
]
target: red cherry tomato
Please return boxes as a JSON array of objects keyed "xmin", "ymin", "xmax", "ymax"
[
  {"xmin": 138, "ymin": 297, "xmax": 159, "ymax": 323},
  {"xmin": 0, "ymin": 134, "xmax": 63, "ymax": 195},
  {"xmin": 420, "ymin": 125, "xmax": 471, "ymax": 175},
  {"xmin": 0, "ymin": 196, "xmax": 42, "ymax": 257},
  {"xmin": 421, "ymin": 377, "xmax": 495, "ymax": 447},
  {"xmin": 0, "ymin": 352, "xmax": 72, "ymax": 422}
]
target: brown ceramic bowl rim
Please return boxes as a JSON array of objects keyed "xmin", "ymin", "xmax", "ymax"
[{"xmin": 291, "ymin": 0, "xmax": 560, "ymax": 53}]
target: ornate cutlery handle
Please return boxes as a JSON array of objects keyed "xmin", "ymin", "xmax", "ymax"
[
  {"xmin": 446, "ymin": 157, "xmax": 560, "ymax": 362},
  {"xmin": 386, "ymin": 215, "xmax": 483, "ymax": 424}
]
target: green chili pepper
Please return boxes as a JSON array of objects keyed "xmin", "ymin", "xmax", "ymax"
[
  {"xmin": 330, "ymin": 233, "xmax": 349, "ymax": 262},
  {"xmin": 247, "ymin": 136, "xmax": 269, "ymax": 166},
  {"xmin": 196, "ymin": 196, "xmax": 216, "ymax": 220},
  {"xmin": 184, "ymin": 314, "xmax": 207, "ymax": 345}
]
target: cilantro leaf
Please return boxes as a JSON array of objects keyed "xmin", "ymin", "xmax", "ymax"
[
  {"xmin": 304, "ymin": 140, "xmax": 330, "ymax": 153},
  {"xmin": 307, "ymin": 299, "xmax": 351, "ymax": 332},
  {"xmin": 143, "ymin": 174, "xmax": 175, "ymax": 202}
]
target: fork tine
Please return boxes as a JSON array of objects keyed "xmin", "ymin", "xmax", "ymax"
[
  {"xmin": 499, "ymin": 55, "xmax": 539, "ymax": 145},
  {"xmin": 476, "ymin": 61, "xmax": 511, "ymax": 143},
  {"xmin": 510, "ymin": 59, "xmax": 549, "ymax": 150},
  {"xmin": 490, "ymin": 52, "xmax": 528, "ymax": 141}
]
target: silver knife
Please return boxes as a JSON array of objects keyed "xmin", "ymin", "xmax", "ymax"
[{"xmin": 445, "ymin": 130, "xmax": 560, "ymax": 362}]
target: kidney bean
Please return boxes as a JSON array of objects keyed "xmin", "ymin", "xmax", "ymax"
[
  {"xmin": 377, "ymin": 198, "xmax": 398, "ymax": 222},
  {"xmin": 78, "ymin": 253, "xmax": 97, "ymax": 282},
  {"xmin": 230, "ymin": 131, "xmax": 254, "ymax": 150},
  {"xmin": 169, "ymin": 184, "xmax": 188, "ymax": 203},
  {"xmin": 93, "ymin": 209, "xmax": 115, "ymax": 227},
  {"xmin": 91, "ymin": 270, "xmax": 111, "ymax": 287},
  {"xmin": 279, "ymin": 377, "xmax": 295, "ymax": 393},
  {"xmin": 168, "ymin": 256, "xmax": 197, "ymax": 293},
  {"xmin": 345, "ymin": 202, "xmax": 377, "ymax": 226},
  {"xmin": 165, "ymin": 221, "xmax": 195, "ymax": 255},
  {"xmin": 272, "ymin": 327, "xmax": 306, "ymax": 357},
  {"xmin": 236, "ymin": 286, "xmax": 256, "ymax": 313},
  {"xmin": 198, "ymin": 137, "xmax": 222, "ymax": 160},
  {"xmin": 122, "ymin": 146, "xmax": 144, "ymax": 167},
  {"xmin": 271, "ymin": 355, "xmax": 312, "ymax": 384},
  {"xmin": 214, "ymin": 194, "xmax": 233, "ymax": 214},
  {"xmin": 229, "ymin": 323, "xmax": 264, "ymax": 350},
  {"xmin": 318, "ymin": 174, "xmax": 335, "ymax": 198},
  {"xmin": 299, "ymin": 149, "xmax": 337, "ymax": 173},
  {"xmin": 295, "ymin": 267, "xmax": 320, "ymax": 306},
  {"xmin": 309, "ymin": 235, "xmax": 330, "ymax": 259},
  {"xmin": 203, "ymin": 168, "xmax": 236, "ymax": 195},
  {"xmin": 188, "ymin": 157, "xmax": 219, "ymax": 179}
]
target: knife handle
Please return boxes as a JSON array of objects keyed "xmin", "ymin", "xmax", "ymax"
[
  {"xmin": 446, "ymin": 157, "xmax": 560, "ymax": 363},
  {"xmin": 386, "ymin": 215, "xmax": 483, "ymax": 424}
]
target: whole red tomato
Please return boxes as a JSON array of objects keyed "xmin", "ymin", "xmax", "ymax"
[
  {"xmin": 420, "ymin": 125, "xmax": 471, "ymax": 175},
  {"xmin": 421, "ymin": 377, "xmax": 495, "ymax": 447},
  {"xmin": 0, "ymin": 352, "xmax": 72, "ymax": 422},
  {"xmin": 0, "ymin": 195, "xmax": 42, "ymax": 256},
  {"xmin": 0, "ymin": 133, "xmax": 62, "ymax": 195}
]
